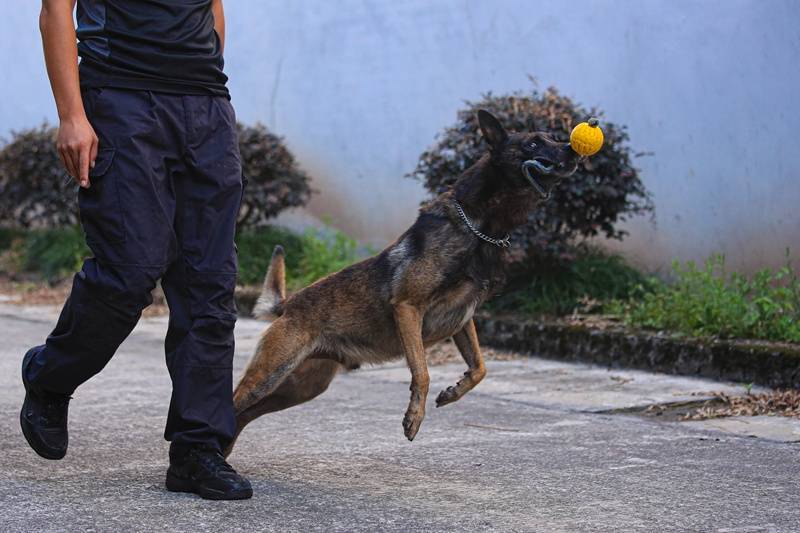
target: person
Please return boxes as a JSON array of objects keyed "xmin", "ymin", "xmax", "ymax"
[{"xmin": 20, "ymin": 0, "xmax": 252, "ymax": 501}]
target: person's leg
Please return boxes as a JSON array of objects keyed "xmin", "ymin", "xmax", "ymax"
[
  {"xmin": 160, "ymin": 94, "xmax": 251, "ymax": 500},
  {"xmin": 24, "ymin": 262, "xmax": 164, "ymax": 395},
  {"xmin": 161, "ymin": 257, "xmax": 238, "ymax": 452},
  {"xmin": 161, "ymin": 94, "xmax": 243, "ymax": 455},
  {"xmin": 21, "ymin": 88, "xmax": 180, "ymax": 459}
]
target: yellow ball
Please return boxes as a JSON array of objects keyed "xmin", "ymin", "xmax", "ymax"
[{"xmin": 569, "ymin": 117, "xmax": 604, "ymax": 156}]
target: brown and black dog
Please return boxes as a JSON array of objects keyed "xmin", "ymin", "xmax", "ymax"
[{"xmin": 227, "ymin": 110, "xmax": 580, "ymax": 454}]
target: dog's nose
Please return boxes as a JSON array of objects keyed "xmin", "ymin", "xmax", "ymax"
[{"xmin": 561, "ymin": 143, "xmax": 580, "ymax": 166}]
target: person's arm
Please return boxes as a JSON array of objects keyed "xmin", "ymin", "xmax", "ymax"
[
  {"xmin": 40, "ymin": 0, "xmax": 98, "ymax": 188},
  {"xmin": 212, "ymin": 0, "xmax": 225, "ymax": 53}
]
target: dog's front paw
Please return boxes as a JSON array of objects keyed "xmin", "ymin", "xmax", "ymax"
[
  {"xmin": 402, "ymin": 409, "xmax": 425, "ymax": 441},
  {"xmin": 435, "ymin": 386, "xmax": 459, "ymax": 408}
]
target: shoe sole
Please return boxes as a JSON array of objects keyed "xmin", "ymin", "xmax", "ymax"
[
  {"xmin": 20, "ymin": 349, "xmax": 67, "ymax": 461},
  {"xmin": 165, "ymin": 471, "xmax": 253, "ymax": 501}
]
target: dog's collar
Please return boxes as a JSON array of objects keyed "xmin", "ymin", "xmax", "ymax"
[{"xmin": 453, "ymin": 201, "xmax": 510, "ymax": 248}]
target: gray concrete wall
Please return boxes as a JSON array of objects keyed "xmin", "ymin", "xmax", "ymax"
[{"xmin": 2, "ymin": 0, "xmax": 799, "ymax": 273}]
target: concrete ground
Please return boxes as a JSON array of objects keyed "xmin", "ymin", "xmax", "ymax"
[{"xmin": 1, "ymin": 304, "xmax": 798, "ymax": 532}]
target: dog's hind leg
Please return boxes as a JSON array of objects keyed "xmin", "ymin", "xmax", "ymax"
[
  {"xmin": 435, "ymin": 319, "xmax": 486, "ymax": 408},
  {"xmin": 232, "ymin": 316, "xmax": 314, "ymax": 426},
  {"xmin": 225, "ymin": 358, "xmax": 339, "ymax": 457}
]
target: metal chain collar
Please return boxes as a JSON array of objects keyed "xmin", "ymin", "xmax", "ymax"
[{"xmin": 453, "ymin": 201, "xmax": 511, "ymax": 248}]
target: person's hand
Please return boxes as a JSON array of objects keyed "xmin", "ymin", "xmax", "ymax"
[{"xmin": 56, "ymin": 115, "xmax": 98, "ymax": 188}]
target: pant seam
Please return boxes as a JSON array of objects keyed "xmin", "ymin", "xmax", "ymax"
[
  {"xmin": 96, "ymin": 260, "xmax": 172, "ymax": 269},
  {"xmin": 186, "ymin": 270, "xmax": 238, "ymax": 275},
  {"xmin": 171, "ymin": 364, "xmax": 233, "ymax": 369}
]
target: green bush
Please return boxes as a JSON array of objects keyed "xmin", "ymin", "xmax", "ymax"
[
  {"xmin": 294, "ymin": 227, "xmax": 365, "ymax": 288},
  {"xmin": 236, "ymin": 226, "xmax": 305, "ymax": 286},
  {"xmin": 236, "ymin": 225, "xmax": 368, "ymax": 289},
  {"xmin": 7, "ymin": 227, "xmax": 90, "ymax": 281},
  {"xmin": 611, "ymin": 253, "xmax": 800, "ymax": 343},
  {"xmin": 487, "ymin": 247, "xmax": 652, "ymax": 316}
]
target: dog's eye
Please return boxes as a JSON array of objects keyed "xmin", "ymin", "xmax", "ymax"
[{"xmin": 529, "ymin": 142, "xmax": 537, "ymax": 151}]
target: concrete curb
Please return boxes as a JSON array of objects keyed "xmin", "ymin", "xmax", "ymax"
[{"xmin": 474, "ymin": 314, "xmax": 800, "ymax": 389}]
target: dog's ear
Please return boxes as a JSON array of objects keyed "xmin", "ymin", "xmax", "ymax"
[{"xmin": 477, "ymin": 110, "xmax": 508, "ymax": 151}]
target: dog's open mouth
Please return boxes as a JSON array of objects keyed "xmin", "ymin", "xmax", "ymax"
[{"xmin": 521, "ymin": 159, "xmax": 554, "ymax": 198}]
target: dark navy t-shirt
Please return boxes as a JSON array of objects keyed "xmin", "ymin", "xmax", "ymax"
[{"xmin": 76, "ymin": 0, "xmax": 229, "ymax": 98}]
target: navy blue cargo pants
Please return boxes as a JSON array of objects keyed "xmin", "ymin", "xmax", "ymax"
[{"xmin": 23, "ymin": 88, "xmax": 242, "ymax": 453}]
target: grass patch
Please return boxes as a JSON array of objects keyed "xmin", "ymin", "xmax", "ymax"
[
  {"xmin": 0, "ymin": 226, "xmax": 90, "ymax": 282},
  {"xmin": 488, "ymin": 248, "xmax": 652, "ymax": 316},
  {"xmin": 0, "ymin": 227, "xmax": 25, "ymax": 251},
  {"xmin": 236, "ymin": 225, "xmax": 369, "ymax": 289},
  {"xmin": 2, "ymin": 224, "xmax": 369, "ymax": 289},
  {"xmin": 609, "ymin": 252, "xmax": 800, "ymax": 343}
]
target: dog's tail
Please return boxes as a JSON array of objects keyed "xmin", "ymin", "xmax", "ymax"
[{"xmin": 252, "ymin": 245, "xmax": 286, "ymax": 320}]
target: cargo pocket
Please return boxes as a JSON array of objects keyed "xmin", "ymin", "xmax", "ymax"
[{"xmin": 78, "ymin": 148, "xmax": 126, "ymax": 245}]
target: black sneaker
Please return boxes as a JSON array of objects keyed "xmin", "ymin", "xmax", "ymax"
[
  {"xmin": 20, "ymin": 348, "xmax": 71, "ymax": 460},
  {"xmin": 166, "ymin": 446, "xmax": 253, "ymax": 500}
]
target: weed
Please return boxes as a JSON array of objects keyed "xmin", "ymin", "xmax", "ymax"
[{"xmin": 614, "ymin": 252, "xmax": 800, "ymax": 343}]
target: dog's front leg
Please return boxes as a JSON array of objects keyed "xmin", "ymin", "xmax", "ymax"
[{"xmin": 393, "ymin": 302, "xmax": 429, "ymax": 441}]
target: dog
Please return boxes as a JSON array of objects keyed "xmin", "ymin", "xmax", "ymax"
[{"xmin": 227, "ymin": 110, "xmax": 580, "ymax": 454}]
